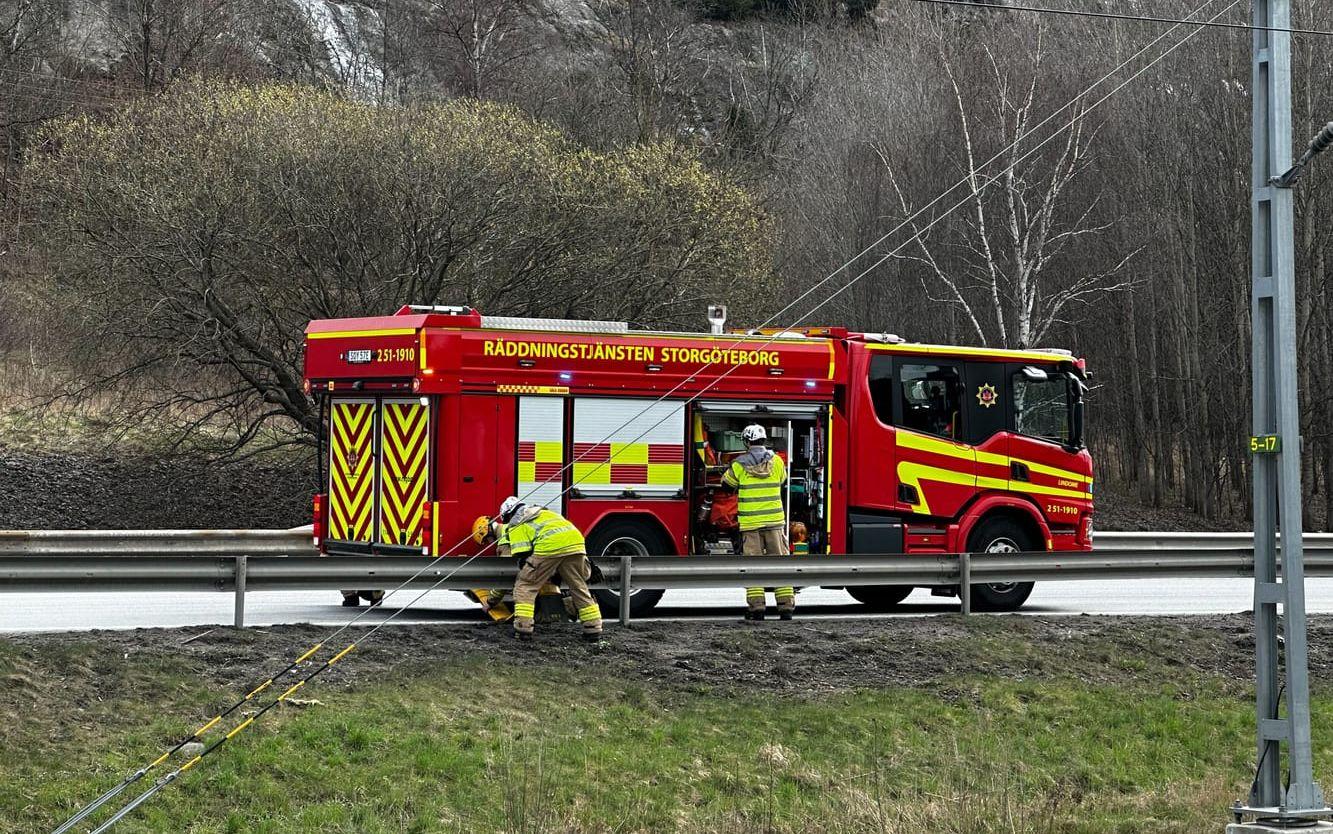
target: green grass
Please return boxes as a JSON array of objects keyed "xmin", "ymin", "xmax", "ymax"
[{"xmin": 2, "ymin": 643, "xmax": 1322, "ymax": 834}]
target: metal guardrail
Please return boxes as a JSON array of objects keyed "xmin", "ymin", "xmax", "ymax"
[{"xmin": 2, "ymin": 528, "xmax": 1333, "ymax": 626}]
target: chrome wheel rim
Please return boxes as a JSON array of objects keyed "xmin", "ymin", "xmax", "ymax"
[
  {"xmin": 984, "ymin": 536, "xmax": 1020, "ymax": 594},
  {"xmin": 600, "ymin": 536, "xmax": 650, "ymax": 597}
]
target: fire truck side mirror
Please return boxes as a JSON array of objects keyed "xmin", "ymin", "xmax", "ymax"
[{"xmin": 1071, "ymin": 400, "xmax": 1086, "ymax": 451}]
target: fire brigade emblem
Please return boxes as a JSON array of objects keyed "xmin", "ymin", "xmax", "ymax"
[
  {"xmin": 976, "ymin": 383, "xmax": 999, "ymax": 408},
  {"xmin": 346, "ymin": 448, "xmax": 361, "ymax": 470}
]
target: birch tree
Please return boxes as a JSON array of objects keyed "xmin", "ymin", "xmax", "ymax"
[
  {"xmin": 882, "ymin": 29, "xmax": 1134, "ymax": 350},
  {"xmin": 429, "ymin": 0, "xmax": 539, "ymax": 99}
]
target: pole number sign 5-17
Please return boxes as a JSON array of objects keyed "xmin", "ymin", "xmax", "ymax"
[{"xmin": 1249, "ymin": 434, "xmax": 1282, "ymax": 454}]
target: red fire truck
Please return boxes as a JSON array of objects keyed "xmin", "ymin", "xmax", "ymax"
[{"xmin": 304, "ymin": 305, "xmax": 1092, "ymax": 614}]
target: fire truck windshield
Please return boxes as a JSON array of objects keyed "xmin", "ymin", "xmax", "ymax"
[{"xmin": 1013, "ymin": 370, "xmax": 1078, "ymax": 446}]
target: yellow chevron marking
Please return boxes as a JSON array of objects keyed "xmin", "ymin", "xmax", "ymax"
[
  {"xmin": 378, "ymin": 401, "xmax": 429, "ymax": 546},
  {"xmin": 330, "ymin": 401, "xmax": 376, "ymax": 542}
]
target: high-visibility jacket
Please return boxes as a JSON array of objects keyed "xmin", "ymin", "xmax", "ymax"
[
  {"xmin": 505, "ymin": 507, "xmax": 586, "ymax": 558},
  {"xmin": 721, "ymin": 448, "xmax": 787, "ymax": 532}
]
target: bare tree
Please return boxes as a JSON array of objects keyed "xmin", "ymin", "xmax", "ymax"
[
  {"xmin": 717, "ymin": 25, "xmax": 818, "ymax": 165},
  {"xmin": 428, "ymin": 0, "xmax": 538, "ymax": 99},
  {"xmin": 882, "ymin": 31, "xmax": 1134, "ymax": 349},
  {"xmin": 111, "ymin": 0, "xmax": 238, "ymax": 91},
  {"xmin": 589, "ymin": 0, "xmax": 706, "ymax": 143},
  {"xmin": 22, "ymin": 83, "xmax": 771, "ymax": 455}
]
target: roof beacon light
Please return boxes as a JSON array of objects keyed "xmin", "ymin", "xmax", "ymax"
[{"xmin": 707, "ymin": 304, "xmax": 728, "ymax": 336}]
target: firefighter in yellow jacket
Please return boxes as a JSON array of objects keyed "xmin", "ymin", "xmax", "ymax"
[
  {"xmin": 721, "ymin": 424, "xmax": 794, "ymax": 620},
  {"xmin": 495, "ymin": 497, "xmax": 603, "ymax": 642}
]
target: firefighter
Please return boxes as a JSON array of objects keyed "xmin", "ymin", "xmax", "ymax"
[
  {"xmin": 470, "ymin": 516, "xmax": 513, "ymax": 620},
  {"xmin": 495, "ymin": 496, "xmax": 603, "ymax": 642},
  {"xmin": 721, "ymin": 424, "xmax": 794, "ymax": 621}
]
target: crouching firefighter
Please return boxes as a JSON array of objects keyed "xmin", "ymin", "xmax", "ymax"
[
  {"xmin": 469, "ymin": 516, "xmax": 514, "ymax": 621},
  {"xmin": 721, "ymin": 424, "xmax": 794, "ymax": 621},
  {"xmin": 494, "ymin": 497, "xmax": 603, "ymax": 642}
]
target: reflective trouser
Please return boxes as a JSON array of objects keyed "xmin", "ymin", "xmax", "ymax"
[
  {"xmin": 512, "ymin": 553, "xmax": 602, "ymax": 636},
  {"xmin": 742, "ymin": 527, "xmax": 794, "ymax": 612}
]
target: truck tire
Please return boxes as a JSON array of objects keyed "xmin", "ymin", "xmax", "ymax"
[
  {"xmin": 847, "ymin": 585, "xmax": 913, "ymax": 610},
  {"xmin": 586, "ymin": 519, "xmax": 668, "ymax": 618},
  {"xmin": 966, "ymin": 517, "xmax": 1037, "ymax": 612}
]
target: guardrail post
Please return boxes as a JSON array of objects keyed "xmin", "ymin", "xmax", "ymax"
[
  {"xmin": 959, "ymin": 552, "xmax": 971, "ymax": 616},
  {"xmin": 619, "ymin": 553, "xmax": 632, "ymax": 628},
  {"xmin": 234, "ymin": 554, "xmax": 247, "ymax": 628}
]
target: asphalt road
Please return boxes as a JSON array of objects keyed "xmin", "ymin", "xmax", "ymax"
[{"xmin": 6, "ymin": 579, "xmax": 1333, "ymax": 633}]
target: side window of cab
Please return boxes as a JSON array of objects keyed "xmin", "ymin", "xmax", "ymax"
[
  {"xmin": 868, "ymin": 355, "xmax": 895, "ymax": 425},
  {"xmin": 896, "ymin": 362, "xmax": 963, "ymax": 440}
]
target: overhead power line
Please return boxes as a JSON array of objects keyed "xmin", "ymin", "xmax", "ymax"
[
  {"xmin": 53, "ymin": 0, "xmax": 1233, "ymax": 830},
  {"xmin": 906, "ymin": 0, "xmax": 1333, "ymax": 38}
]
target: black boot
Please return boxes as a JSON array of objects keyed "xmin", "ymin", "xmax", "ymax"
[
  {"xmin": 745, "ymin": 609, "xmax": 766, "ymax": 621},
  {"xmin": 341, "ymin": 595, "xmax": 360, "ymax": 607},
  {"xmin": 582, "ymin": 631, "xmax": 604, "ymax": 644},
  {"xmin": 514, "ymin": 631, "xmax": 533, "ymax": 642}
]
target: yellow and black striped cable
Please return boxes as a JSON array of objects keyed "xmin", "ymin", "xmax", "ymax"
[
  {"xmin": 48, "ymin": 642, "xmax": 326, "ymax": 834},
  {"xmin": 84, "ymin": 644, "xmax": 359, "ymax": 834}
]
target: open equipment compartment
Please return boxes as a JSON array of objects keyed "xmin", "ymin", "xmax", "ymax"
[{"xmin": 689, "ymin": 401, "xmax": 831, "ymax": 556}]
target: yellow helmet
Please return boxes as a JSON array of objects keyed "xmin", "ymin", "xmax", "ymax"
[{"xmin": 471, "ymin": 515, "xmax": 494, "ymax": 545}]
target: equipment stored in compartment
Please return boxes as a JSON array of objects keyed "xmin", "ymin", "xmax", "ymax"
[{"xmin": 688, "ymin": 402, "xmax": 830, "ymax": 555}]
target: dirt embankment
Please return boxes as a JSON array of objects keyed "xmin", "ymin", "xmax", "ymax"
[
  {"xmin": 2, "ymin": 615, "xmax": 1318, "ymax": 716},
  {"xmin": 0, "ymin": 448, "xmax": 309, "ymax": 529}
]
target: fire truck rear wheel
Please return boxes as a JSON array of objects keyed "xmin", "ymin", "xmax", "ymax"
[
  {"xmin": 846, "ymin": 585, "xmax": 913, "ymax": 610},
  {"xmin": 586, "ymin": 519, "xmax": 668, "ymax": 618},
  {"xmin": 966, "ymin": 517, "xmax": 1037, "ymax": 612}
]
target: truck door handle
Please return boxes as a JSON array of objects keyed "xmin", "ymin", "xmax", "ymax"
[
  {"xmin": 1010, "ymin": 462, "xmax": 1030, "ymax": 482},
  {"xmin": 462, "ymin": 475, "xmax": 474, "ymax": 483}
]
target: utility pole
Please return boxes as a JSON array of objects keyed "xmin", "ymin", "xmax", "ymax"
[{"xmin": 1230, "ymin": 0, "xmax": 1331, "ymax": 829}]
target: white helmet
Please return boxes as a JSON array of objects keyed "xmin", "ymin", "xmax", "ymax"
[
  {"xmin": 499, "ymin": 496, "xmax": 524, "ymax": 522},
  {"xmin": 742, "ymin": 424, "xmax": 767, "ymax": 444}
]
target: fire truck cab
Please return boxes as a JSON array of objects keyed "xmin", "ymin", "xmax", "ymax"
[{"xmin": 304, "ymin": 305, "xmax": 1092, "ymax": 615}]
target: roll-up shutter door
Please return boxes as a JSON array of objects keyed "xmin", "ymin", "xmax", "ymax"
[
  {"xmin": 517, "ymin": 397, "xmax": 566, "ymax": 511},
  {"xmin": 572, "ymin": 399, "xmax": 685, "ymax": 498}
]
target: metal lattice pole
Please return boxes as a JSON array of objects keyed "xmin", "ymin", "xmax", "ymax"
[{"xmin": 1236, "ymin": 0, "xmax": 1329, "ymax": 823}]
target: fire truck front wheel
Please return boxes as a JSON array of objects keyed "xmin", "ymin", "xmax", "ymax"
[
  {"xmin": 966, "ymin": 517, "xmax": 1037, "ymax": 612},
  {"xmin": 846, "ymin": 585, "xmax": 913, "ymax": 610},
  {"xmin": 587, "ymin": 519, "xmax": 668, "ymax": 618}
]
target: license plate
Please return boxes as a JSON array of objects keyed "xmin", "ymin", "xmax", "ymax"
[{"xmin": 346, "ymin": 349, "xmax": 372, "ymax": 364}]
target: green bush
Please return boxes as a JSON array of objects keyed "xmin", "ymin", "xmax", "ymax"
[{"xmin": 22, "ymin": 81, "xmax": 773, "ymax": 451}]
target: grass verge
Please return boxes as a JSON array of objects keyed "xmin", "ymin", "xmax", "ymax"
[{"xmin": 2, "ymin": 619, "xmax": 1321, "ymax": 834}]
